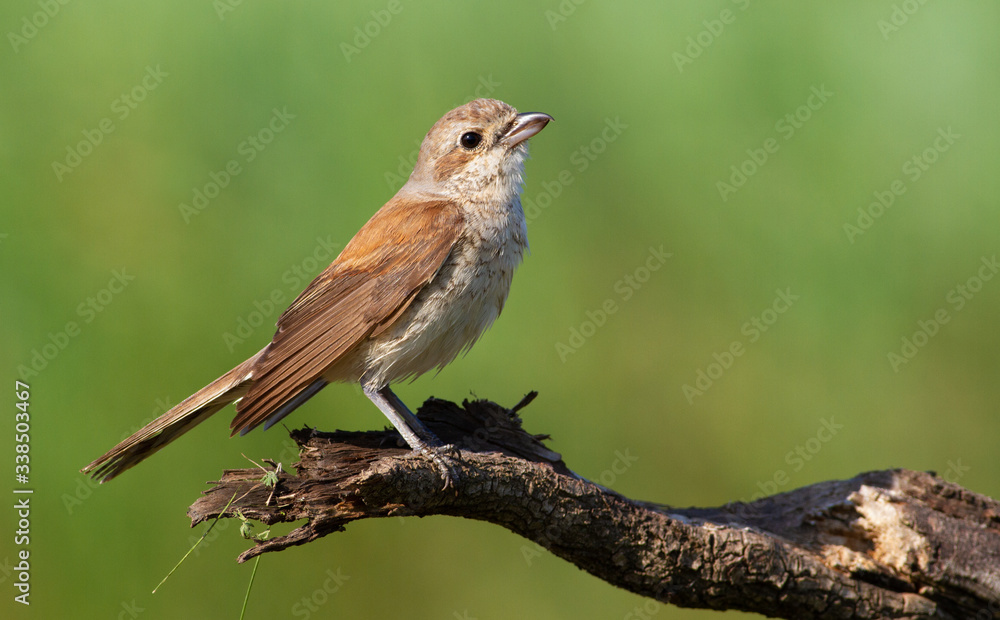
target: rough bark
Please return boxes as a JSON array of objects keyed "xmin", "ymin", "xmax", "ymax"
[{"xmin": 188, "ymin": 395, "xmax": 1000, "ymax": 619}]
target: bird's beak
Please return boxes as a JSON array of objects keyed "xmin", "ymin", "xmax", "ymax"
[{"xmin": 504, "ymin": 112, "xmax": 553, "ymax": 147}]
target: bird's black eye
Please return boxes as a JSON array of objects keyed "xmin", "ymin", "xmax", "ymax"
[{"xmin": 460, "ymin": 131, "xmax": 482, "ymax": 149}]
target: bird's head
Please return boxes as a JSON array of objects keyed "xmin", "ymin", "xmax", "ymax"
[{"xmin": 406, "ymin": 98, "xmax": 552, "ymax": 204}]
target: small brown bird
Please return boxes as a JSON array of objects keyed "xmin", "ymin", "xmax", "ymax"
[{"xmin": 82, "ymin": 98, "xmax": 551, "ymax": 483}]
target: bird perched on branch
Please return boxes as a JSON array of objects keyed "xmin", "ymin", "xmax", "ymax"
[{"xmin": 82, "ymin": 98, "xmax": 552, "ymax": 486}]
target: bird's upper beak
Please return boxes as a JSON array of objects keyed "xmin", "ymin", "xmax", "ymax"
[{"xmin": 504, "ymin": 112, "xmax": 553, "ymax": 147}]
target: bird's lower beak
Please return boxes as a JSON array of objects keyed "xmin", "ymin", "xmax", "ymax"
[{"xmin": 504, "ymin": 112, "xmax": 553, "ymax": 147}]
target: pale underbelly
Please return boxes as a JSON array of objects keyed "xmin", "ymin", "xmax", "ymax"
[{"xmin": 324, "ymin": 238, "xmax": 523, "ymax": 388}]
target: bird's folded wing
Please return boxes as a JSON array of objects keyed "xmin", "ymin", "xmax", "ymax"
[{"xmin": 230, "ymin": 198, "xmax": 464, "ymax": 434}]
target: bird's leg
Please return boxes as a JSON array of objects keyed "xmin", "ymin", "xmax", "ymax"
[
  {"xmin": 362, "ymin": 383, "xmax": 458, "ymax": 489},
  {"xmin": 364, "ymin": 384, "xmax": 441, "ymax": 449}
]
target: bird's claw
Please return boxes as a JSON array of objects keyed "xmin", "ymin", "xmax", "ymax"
[{"xmin": 416, "ymin": 444, "xmax": 460, "ymax": 491}]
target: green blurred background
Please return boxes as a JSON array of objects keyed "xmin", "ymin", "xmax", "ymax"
[{"xmin": 3, "ymin": 1, "xmax": 999, "ymax": 618}]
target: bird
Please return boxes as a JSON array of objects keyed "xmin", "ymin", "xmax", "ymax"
[{"xmin": 81, "ymin": 98, "xmax": 552, "ymax": 484}]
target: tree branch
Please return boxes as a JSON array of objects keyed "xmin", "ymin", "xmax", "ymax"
[{"xmin": 189, "ymin": 395, "xmax": 1000, "ymax": 619}]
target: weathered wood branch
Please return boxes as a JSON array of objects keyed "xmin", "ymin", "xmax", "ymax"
[{"xmin": 189, "ymin": 395, "xmax": 1000, "ymax": 619}]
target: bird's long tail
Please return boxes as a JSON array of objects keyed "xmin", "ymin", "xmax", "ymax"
[{"xmin": 81, "ymin": 348, "xmax": 266, "ymax": 483}]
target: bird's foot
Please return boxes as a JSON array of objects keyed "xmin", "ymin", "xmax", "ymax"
[{"xmin": 412, "ymin": 444, "xmax": 460, "ymax": 491}]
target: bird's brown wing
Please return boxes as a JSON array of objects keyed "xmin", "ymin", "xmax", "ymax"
[{"xmin": 230, "ymin": 197, "xmax": 464, "ymax": 435}]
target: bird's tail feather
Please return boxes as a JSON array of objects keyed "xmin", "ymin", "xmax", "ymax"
[{"xmin": 81, "ymin": 348, "xmax": 265, "ymax": 483}]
